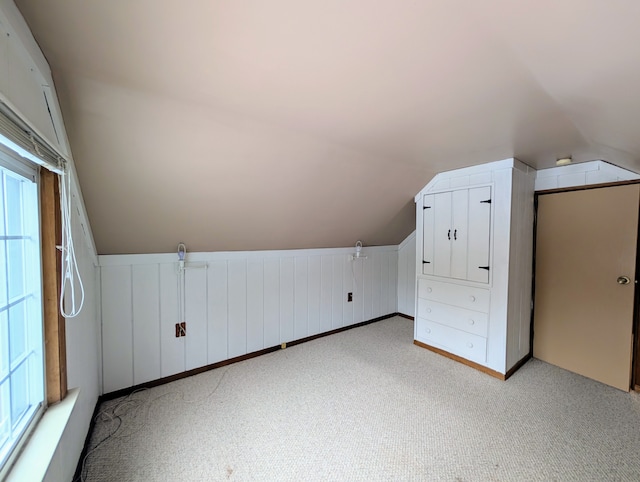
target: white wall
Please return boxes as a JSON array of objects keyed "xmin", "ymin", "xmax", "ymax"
[
  {"xmin": 44, "ymin": 197, "xmax": 100, "ymax": 482},
  {"xmin": 397, "ymin": 231, "xmax": 416, "ymax": 317},
  {"xmin": 99, "ymin": 246, "xmax": 398, "ymax": 393}
]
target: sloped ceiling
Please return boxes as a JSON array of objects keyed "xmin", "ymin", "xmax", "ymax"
[{"xmin": 14, "ymin": 0, "xmax": 640, "ymax": 255}]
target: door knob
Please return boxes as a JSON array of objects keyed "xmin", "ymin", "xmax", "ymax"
[{"xmin": 617, "ymin": 276, "xmax": 631, "ymax": 285}]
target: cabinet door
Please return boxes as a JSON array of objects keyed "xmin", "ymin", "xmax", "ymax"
[
  {"xmin": 450, "ymin": 189, "xmax": 469, "ymax": 280},
  {"xmin": 467, "ymin": 186, "xmax": 491, "ymax": 283},
  {"xmin": 433, "ymin": 192, "xmax": 452, "ymax": 277},
  {"xmin": 422, "ymin": 194, "xmax": 435, "ymax": 275}
]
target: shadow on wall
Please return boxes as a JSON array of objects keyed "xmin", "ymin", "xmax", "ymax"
[{"xmin": 367, "ymin": 199, "xmax": 416, "ymax": 245}]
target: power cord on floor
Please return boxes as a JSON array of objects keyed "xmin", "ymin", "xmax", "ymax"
[
  {"xmin": 74, "ymin": 389, "xmax": 148, "ymax": 482},
  {"xmin": 76, "ymin": 367, "xmax": 231, "ymax": 482}
]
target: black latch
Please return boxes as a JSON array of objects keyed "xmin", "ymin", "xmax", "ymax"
[
  {"xmin": 480, "ymin": 199, "xmax": 491, "ymax": 204},
  {"xmin": 423, "ymin": 206, "xmax": 432, "ymax": 210},
  {"xmin": 423, "ymin": 260, "xmax": 431, "ymax": 264},
  {"xmin": 479, "ymin": 266, "xmax": 490, "ymax": 271}
]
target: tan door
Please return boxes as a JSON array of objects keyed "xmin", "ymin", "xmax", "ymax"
[{"xmin": 533, "ymin": 184, "xmax": 639, "ymax": 391}]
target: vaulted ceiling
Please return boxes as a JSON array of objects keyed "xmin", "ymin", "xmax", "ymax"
[{"xmin": 14, "ymin": 0, "xmax": 640, "ymax": 254}]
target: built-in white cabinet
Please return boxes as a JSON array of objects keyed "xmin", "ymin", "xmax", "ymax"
[
  {"xmin": 422, "ymin": 186, "xmax": 491, "ymax": 283},
  {"xmin": 414, "ymin": 159, "xmax": 535, "ymax": 377}
]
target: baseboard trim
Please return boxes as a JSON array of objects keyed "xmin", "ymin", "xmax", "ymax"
[
  {"xmin": 397, "ymin": 313, "xmax": 414, "ymax": 321},
  {"xmin": 504, "ymin": 353, "xmax": 532, "ymax": 380},
  {"xmin": 72, "ymin": 394, "xmax": 103, "ymax": 482},
  {"xmin": 413, "ymin": 340, "xmax": 531, "ymax": 381},
  {"xmin": 413, "ymin": 340, "xmax": 506, "ymax": 380},
  {"xmin": 286, "ymin": 313, "xmax": 401, "ymax": 348}
]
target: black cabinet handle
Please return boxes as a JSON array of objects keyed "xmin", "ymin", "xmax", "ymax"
[
  {"xmin": 447, "ymin": 229, "xmax": 451, "ymax": 240},
  {"xmin": 454, "ymin": 229, "xmax": 457, "ymax": 240}
]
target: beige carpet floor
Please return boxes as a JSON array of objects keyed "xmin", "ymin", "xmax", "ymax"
[{"xmin": 79, "ymin": 316, "xmax": 640, "ymax": 481}]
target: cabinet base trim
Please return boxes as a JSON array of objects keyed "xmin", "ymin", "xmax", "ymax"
[{"xmin": 413, "ymin": 340, "xmax": 531, "ymax": 381}]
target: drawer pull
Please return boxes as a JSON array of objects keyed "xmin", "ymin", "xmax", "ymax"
[
  {"xmin": 426, "ymin": 308, "xmax": 432, "ymax": 313},
  {"xmin": 469, "ymin": 295, "xmax": 476, "ymax": 302},
  {"xmin": 468, "ymin": 319, "xmax": 475, "ymax": 325},
  {"xmin": 426, "ymin": 328, "xmax": 431, "ymax": 334},
  {"xmin": 467, "ymin": 342, "xmax": 473, "ymax": 348},
  {"xmin": 427, "ymin": 287, "xmax": 433, "ymax": 293}
]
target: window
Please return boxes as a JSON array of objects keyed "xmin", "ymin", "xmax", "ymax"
[{"xmin": 0, "ymin": 151, "xmax": 44, "ymax": 470}]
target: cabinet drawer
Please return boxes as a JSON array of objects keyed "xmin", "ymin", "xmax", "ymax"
[
  {"xmin": 418, "ymin": 278, "xmax": 490, "ymax": 312},
  {"xmin": 416, "ymin": 318, "xmax": 487, "ymax": 364},
  {"xmin": 417, "ymin": 298, "xmax": 488, "ymax": 337}
]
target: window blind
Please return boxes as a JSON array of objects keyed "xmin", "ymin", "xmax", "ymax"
[{"xmin": 0, "ymin": 101, "xmax": 65, "ymax": 175}]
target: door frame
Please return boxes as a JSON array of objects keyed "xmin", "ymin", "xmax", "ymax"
[{"xmin": 532, "ymin": 179, "xmax": 640, "ymax": 391}]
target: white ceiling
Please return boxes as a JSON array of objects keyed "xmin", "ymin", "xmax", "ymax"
[{"xmin": 14, "ymin": 0, "xmax": 640, "ymax": 254}]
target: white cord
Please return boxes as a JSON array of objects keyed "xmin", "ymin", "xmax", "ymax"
[
  {"xmin": 350, "ymin": 257, "xmax": 358, "ymax": 294},
  {"xmin": 59, "ymin": 170, "xmax": 85, "ymax": 318},
  {"xmin": 78, "ymin": 367, "xmax": 231, "ymax": 481},
  {"xmin": 177, "ymin": 243, "xmax": 186, "ymax": 335},
  {"xmin": 349, "ymin": 241, "xmax": 366, "ymax": 293}
]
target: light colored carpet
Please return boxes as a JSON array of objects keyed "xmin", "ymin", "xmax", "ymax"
[{"xmin": 79, "ymin": 317, "xmax": 640, "ymax": 481}]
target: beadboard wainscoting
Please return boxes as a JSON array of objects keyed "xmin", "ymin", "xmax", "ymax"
[
  {"xmin": 99, "ymin": 246, "xmax": 398, "ymax": 393},
  {"xmin": 397, "ymin": 231, "xmax": 416, "ymax": 318}
]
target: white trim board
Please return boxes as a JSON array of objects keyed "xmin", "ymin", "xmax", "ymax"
[{"xmin": 535, "ymin": 160, "xmax": 640, "ymax": 191}]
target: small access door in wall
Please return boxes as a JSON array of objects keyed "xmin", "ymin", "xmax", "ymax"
[
  {"xmin": 450, "ymin": 189, "xmax": 470, "ymax": 279},
  {"xmin": 467, "ymin": 186, "xmax": 491, "ymax": 283},
  {"xmin": 422, "ymin": 194, "xmax": 435, "ymax": 275},
  {"xmin": 433, "ymin": 191, "xmax": 454, "ymax": 277},
  {"xmin": 421, "ymin": 186, "xmax": 491, "ymax": 283}
]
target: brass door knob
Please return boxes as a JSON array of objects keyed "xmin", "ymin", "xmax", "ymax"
[{"xmin": 617, "ymin": 276, "xmax": 631, "ymax": 285}]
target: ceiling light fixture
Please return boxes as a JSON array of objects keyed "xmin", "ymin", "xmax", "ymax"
[{"xmin": 556, "ymin": 157, "xmax": 572, "ymax": 166}]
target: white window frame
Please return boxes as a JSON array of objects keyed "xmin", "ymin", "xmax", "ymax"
[{"xmin": 0, "ymin": 146, "xmax": 45, "ymax": 477}]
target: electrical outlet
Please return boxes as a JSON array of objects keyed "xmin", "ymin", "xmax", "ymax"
[
  {"xmin": 281, "ymin": 342, "xmax": 286, "ymax": 349},
  {"xmin": 347, "ymin": 292, "xmax": 353, "ymax": 302},
  {"xmin": 175, "ymin": 322, "xmax": 186, "ymax": 337}
]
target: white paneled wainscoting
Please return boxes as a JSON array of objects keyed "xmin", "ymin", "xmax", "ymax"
[
  {"xmin": 99, "ymin": 245, "xmax": 400, "ymax": 394},
  {"xmin": 396, "ymin": 231, "xmax": 416, "ymax": 318}
]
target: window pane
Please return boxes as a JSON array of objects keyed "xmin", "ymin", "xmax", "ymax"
[
  {"xmin": 21, "ymin": 183, "xmax": 37, "ymax": 239},
  {"xmin": 0, "ymin": 380, "xmax": 9, "ymax": 447},
  {"xmin": 27, "ymin": 349, "xmax": 43, "ymax": 412},
  {"xmin": 10, "ymin": 362, "xmax": 28, "ymax": 427},
  {"xmin": 4, "ymin": 176, "xmax": 22, "ymax": 236},
  {"xmin": 7, "ymin": 240, "xmax": 24, "ymax": 300},
  {"xmin": 0, "ymin": 174, "xmax": 4, "ymax": 237},
  {"xmin": 0, "ymin": 311, "xmax": 8, "ymax": 380},
  {"xmin": 8, "ymin": 301, "xmax": 26, "ymax": 366},
  {"xmin": 0, "ymin": 241, "xmax": 7, "ymax": 307},
  {"xmin": 0, "ymin": 159, "xmax": 42, "ymax": 472}
]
